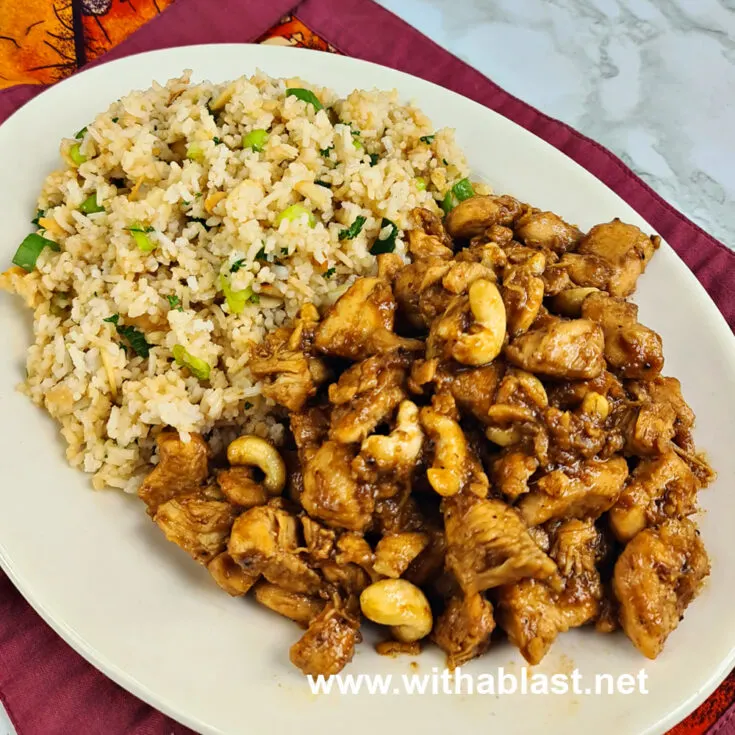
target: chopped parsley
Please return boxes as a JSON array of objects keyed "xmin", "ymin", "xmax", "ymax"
[
  {"xmin": 104, "ymin": 314, "xmax": 150, "ymax": 358},
  {"xmin": 230, "ymin": 258, "xmax": 246, "ymax": 273},
  {"xmin": 419, "ymin": 134, "xmax": 435, "ymax": 144},
  {"xmin": 338, "ymin": 215, "xmax": 366, "ymax": 241},
  {"xmin": 213, "ymin": 136, "xmax": 221, "ymax": 145},
  {"xmin": 188, "ymin": 216, "xmax": 212, "ymax": 231},
  {"xmin": 315, "ymin": 180, "xmax": 332, "ymax": 188},
  {"xmin": 244, "ymin": 401, "xmax": 254, "ymax": 410},
  {"xmin": 368, "ymin": 153, "xmax": 379, "ymax": 166},
  {"xmin": 285, "ymin": 88, "xmax": 324, "ymax": 110},
  {"xmin": 111, "ymin": 117, "xmax": 119, "ymax": 123},
  {"xmin": 31, "ymin": 209, "xmax": 45, "ymax": 227},
  {"xmin": 370, "ymin": 218, "xmax": 399, "ymax": 255},
  {"xmin": 324, "ymin": 267, "xmax": 336, "ymax": 278},
  {"xmin": 166, "ymin": 294, "xmax": 184, "ymax": 312},
  {"xmin": 320, "ymin": 146, "xmax": 334, "ymax": 157},
  {"xmin": 255, "ymin": 246, "xmax": 268, "ymax": 261}
]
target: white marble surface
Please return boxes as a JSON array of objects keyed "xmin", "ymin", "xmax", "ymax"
[
  {"xmin": 0, "ymin": 2, "xmax": 732, "ymax": 734},
  {"xmin": 376, "ymin": 0, "xmax": 735, "ymax": 249}
]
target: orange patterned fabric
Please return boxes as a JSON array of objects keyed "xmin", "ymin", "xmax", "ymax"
[{"xmin": 0, "ymin": 5, "xmax": 733, "ymax": 733}]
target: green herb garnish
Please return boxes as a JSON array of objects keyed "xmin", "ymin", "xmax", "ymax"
[
  {"xmin": 285, "ymin": 88, "xmax": 323, "ymax": 110},
  {"xmin": 338, "ymin": 215, "xmax": 366, "ymax": 241},
  {"xmin": 255, "ymin": 247, "xmax": 268, "ymax": 262},
  {"xmin": 125, "ymin": 222, "xmax": 155, "ymax": 252},
  {"xmin": 244, "ymin": 401, "xmax": 254, "ymax": 409},
  {"xmin": 166, "ymin": 294, "xmax": 183, "ymax": 312},
  {"xmin": 442, "ymin": 190, "xmax": 458, "ymax": 215},
  {"xmin": 315, "ymin": 180, "xmax": 331, "ymax": 188},
  {"xmin": 320, "ymin": 146, "xmax": 334, "ymax": 157},
  {"xmin": 74, "ymin": 126, "xmax": 88, "ymax": 139},
  {"xmin": 188, "ymin": 216, "xmax": 212, "ymax": 231},
  {"xmin": 172, "ymin": 344, "xmax": 211, "ymax": 381},
  {"xmin": 419, "ymin": 135, "xmax": 435, "ymax": 144},
  {"xmin": 111, "ymin": 117, "xmax": 119, "ymax": 123},
  {"xmin": 69, "ymin": 143, "xmax": 86, "ymax": 166},
  {"xmin": 79, "ymin": 193, "xmax": 104, "ymax": 215},
  {"xmin": 275, "ymin": 204, "xmax": 316, "ymax": 228},
  {"xmin": 230, "ymin": 258, "xmax": 246, "ymax": 273},
  {"xmin": 415, "ymin": 177, "xmax": 427, "ymax": 191},
  {"xmin": 213, "ymin": 137, "xmax": 221, "ymax": 145},
  {"xmin": 32, "ymin": 209, "xmax": 45, "ymax": 227},
  {"xmin": 324, "ymin": 267, "xmax": 336, "ymax": 278},
  {"xmin": 12, "ymin": 233, "xmax": 60, "ymax": 272},
  {"xmin": 452, "ymin": 177, "xmax": 475, "ymax": 201},
  {"xmin": 370, "ymin": 218, "xmax": 399, "ymax": 255},
  {"xmin": 104, "ymin": 314, "xmax": 150, "ymax": 358},
  {"xmin": 368, "ymin": 153, "xmax": 379, "ymax": 166}
]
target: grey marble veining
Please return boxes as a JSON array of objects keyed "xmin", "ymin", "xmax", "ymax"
[{"xmin": 375, "ymin": 0, "xmax": 735, "ymax": 248}]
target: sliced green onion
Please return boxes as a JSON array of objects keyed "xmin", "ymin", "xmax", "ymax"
[
  {"xmin": 244, "ymin": 401, "xmax": 254, "ymax": 409},
  {"xmin": 324, "ymin": 267, "xmax": 336, "ymax": 278},
  {"xmin": 126, "ymin": 222, "xmax": 155, "ymax": 252},
  {"xmin": 419, "ymin": 134, "xmax": 435, "ymax": 144},
  {"xmin": 442, "ymin": 190, "xmax": 459, "ymax": 215},
  {"xmin": 74, "ymin": 126, "xmax": 88, "ymax": 139},
  {"xmin": 186, "ymin": 143, "xmax": 204, "ymax": 161},
  {"xmin": 12, "ymin": 233, "xmax": 60, "ymax": 272},
  {"xmin": 79, "ymin": 193, "xmax": 104, "ymax": 215},
  {"xmin": 166, "ymin": 294, "xmax": 183, "ymax": 312},
  {"xmin": 230, "ymin": 258, "xmax": 246, "ymax": 273},
  {"xmin": 285, "ymin": 88, "xmax": 323, "ymax": 110},
  {"xmin": 352, "ymin": 138, "xmax": 363, "ymax": 151},
  {"xmin": 368, "ymin": 153, "xmax": 380, "ymax": 166},
  {"xmin": 276, "ymin": 204, "xmax": 316, "ymax": 228},
  {"xmin": 320, "ymin": 146, "xmax": 334, "ymax": 157},
  {"xmin": 370, "ymin": 218, "xmax": 399, "ymax": 255},
  {"xmin": 242, "ymin": 129, "xmax": 269, "ymax": 152},
  {"xmin": 188, "ymin": 216, "xmax": 212, "ymax": 231},
  {"xmin": 255, "ymin": 247, "xmax": 268, "ymax": 262},
  {"xmin": 172, "ymin": 344, "xmax": 211, "ymax": 381},
  {"xmin": 218, "ymin": 273, "xmax": 255, "ymax": 315},
  {"xmin": 314, "ymin": 180, "xmax": 331, "ymax": 188},
  {"xmin": 111, "ymin": 117, "xmax": 119, "ymax": 123},
  {"xmin": 338, "ymin": 215, "xmax": 366, "ymax": 241},
  {"xmin": 69, "ymin": 143, "xmax": 86, "ymax": 166},
  {"xmin": 32, "ymin": 209, "xmax": 45, "ymax": 227},
  {"xmin": 104, "ymin": 314, "xmax": 150, "ymax": 358},
  {"xmin": 415, "ymin": 177, "xmax": 427, "ymax": 191},
  {"xmin": 452, "ymin": 177, "xmax": 475, "ymax": 201}
]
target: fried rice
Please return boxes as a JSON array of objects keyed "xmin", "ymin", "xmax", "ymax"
[{"xmin": 1, "ymin": 70, "xmax": 478, "ymax": 492}]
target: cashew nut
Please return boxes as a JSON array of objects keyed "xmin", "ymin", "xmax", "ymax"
[
  {"xmin": 581, "ymin": 391, "xmax": 610, "ymax": 420},
  {"xmin": 485, "ymin": 425, "xmax": 522, "ymax": 447},
  {"xmin": 359, "ymin": 401, "xmax": 423, "ymax": 474},
  {"xmin": 227, "ymin": 435, "xmax": 286, "ymax": 496},
  {"xmin": 360, "ymin": 579, "xmax": 433, "ymax": 642},
  {"xmin": 550, "ymin": 287, "xmax": 599, "ymax": 317},
  {"xmin": 420, "ymin": 405, "xmax": 468, "ymax": 497},
  {"xmin": 453, "ymin": 279, "xmax": 507, "ymax": 365}
]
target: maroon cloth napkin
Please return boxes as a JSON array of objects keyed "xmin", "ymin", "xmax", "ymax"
[{"xmin": 1, "ymin": 0, "xmax": 734, "ymax": 733}]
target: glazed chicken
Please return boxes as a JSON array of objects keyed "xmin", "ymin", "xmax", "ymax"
[{"xmin": 139, "ymin": 193, "xmax": 713, "ymax": 675}]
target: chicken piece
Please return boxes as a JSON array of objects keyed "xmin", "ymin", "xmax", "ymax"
[
  {"xmin": 314, "ymin": 277, "xmax": 422, "ymax": 358},
  {"xmin": 420, "ymin": 402, "xmax": 489, "ymax": 498},
  {"xmin": 301, "ymin": 515, "xmax": 336, "ymax": 560},
  {"xmin": 624, "ymin": 376, "xmax": 696, "ymax": 454},
  {"xmin": 290, "ymin": 406, "xmax": 330, "ymax": 464},
  {"xmin": 501, "ymin": 251, "xmax": 546, "ymax": 337},
  {"xmin": 407, "ymin": 207, "xmax": 454, "ymax": 260},
  {"xmin": 139, "ymin": 432, "xmax": 209, "ymax": 514},
  {"xmin": 328, "ymin": 352, "xmax": 409, "ymax": 444},
  {"xmin": 497, "ymin": 519, "xmax": 603, "ymax": 665},
  {"xmin": 393, "ymin": 258, "xmax": 452, "ymax": 330},
  {"xmin": 290, "ymin": 605, "xmax": 361, "ymax": 676},
  {"xmin": 336, "ymin": 534, "xmax": 376, "ymax": 574},
  {"xmin": 518, "ymin": 456, "xmax": 628, "ymax": 526},
  {"xmin": 581, "ymin": 292, "xmax": 664, "ymax": 379},
  {"xmin": 614, "ymin": 519, "xmax": 709, "ymax": 659},
  {"xmin": 609, "ymin": 451, "xmax": 701, "ymax": 543},
  {"xmin": 514, "ymin": 210, "xmax": 583, "ymax": 254},
  {"xmin": 228, "ymin": 502, "xmax": 323, "ymax": 595},
  {"xmin": 455, "ymin": 239, "xmax": 508, "ymax": 272},
  {"xmin": 373, "ymin": 532, "xmax": 429, "ymax": 578},
  {"xmin": 504, "ymin": 318, "xmax": 605, "ymax": 380},
  {"xmin": 254, "ymin": 582, "xmax": 326, "ymax": 627},
  {"xmin": 320, "ymin": 560, "xmax": 372, "ymax": 596},
  {"xmin": 491, "ymin": 451, "xmax": 539, "ymax": 501},
  {"xmin": 301, "ymin": 441, "xmax": 375, "ymax": 532},
  {"xmin": 216, "ymin": 467, "xmax": 268, "ymax": 508},
  {"xmin": 434, "ymin": 363, "xmax": 504, "ymax": 425},
  {"xmin": 353, "ymin": 400, "xmax": 424, "ymax": 491},
  {"xmin": 443, "ymin": 494, "xmax": 559, "ymax": 594},
  {"xmin": 540, "ymin": 261, "xmax": 573, "ymax": 296},
  {"xmin": 546, "ymin": 369, "xmax": 625, "ymax": 410},
  {"xmin": 561, "ymin": 219, "xmax": 660, "ymax": 297},
  {"xmin": 445, "ymin": 195, "xmax": 523, "ymax": 239},
  {"xmin": 207, "ymin": 552, "xmax": 259, "ymax": 596},
  {"xmin": 404, "ymin": 528, "xmax": 447, "ymax": 587},
  {"xmin": 153, "ymin": 493, "xmax": 235, "ymax": 564},
  {"xmin": 250, "ymin": 304, "xmax": 330, "ymax": 412},
  {"xmin": 376, "ymin": 252, "xmax": 406, "ymax": 281},
  {"xmin": 372, "ymin": 487, "xmax": 426, "ymax": 536},
  {"xmin": 432, "ymin": 593, "xmax": 496, "ymax": 669},
  {"xmin": 375, "ymin": 640, "xmax": 422, "ymax": 657}
]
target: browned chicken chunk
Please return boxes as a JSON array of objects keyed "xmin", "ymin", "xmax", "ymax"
[
  {"xmin": 505, "ymin": 318, "xmax": 605, "ymax": 379},
  {"xmin": 562, "ymin": 219, "xmax": 660, "ymax": 297},
  {"xmin": 373, "ymin": 532, "xmax": 429, "ymax": 578},
  {"xmin": 444, "ymin": 494, "xmax": 559, "ymax": 594},
  {"xmin": 581, "ymin": 291, "xmax": 664, "ymax": 379},
  {"xmin": 314, "ymin": 277, "xmax": 421, "ymax": 358},
  {"xmin": 154, "ymin": 493, "xmax": 235, "ymax": 564},
  {"xmin": 518, "ymin": 456, "xmax": 629, "ymax": 526},
  {"xmin": 216, "ymin": 467, "xmax": 268, "ymax": 508},
  {"xmin": 208, "ymin": 552, "xmax": 259, "ymax": 596},
  {"xmin": 301, "ymin": 441, "xmax": 375, "ymax": 531},
  {"xmin": 609, "ymin": 451, "xmax": 701, "ymax": 542},
  {"xmin": 514, "ymin": 210, "xmax": 583, "ymax": 254},
  {"xmin": 433, "ymin": 593, "xmax": 496, "ymax": 669},
  {"xmin": 407, "ymin": 207, "xmax": 454, "ymax": 260},
  {"xmin": 254, "ymin": 581, "xmax": 326, "ymax": 627},
  {"xmin": 445, "ymin": 195, "xmax": 523, "ymax": 239},
  {"xmin": 614, "ymin": 519, "xmax": 709, "ymax": 659},
  {"xmin": 139, "ymin": 432, "xmax": 209, "ymax": 514},
  {"xmin": 290, "ymin": 605, "xmax": 361, "ymax": 676}
]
